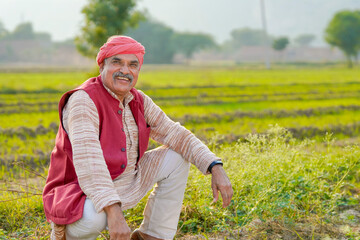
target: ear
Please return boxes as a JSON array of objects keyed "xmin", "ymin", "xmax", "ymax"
[{"xmin": 99, "ymin": 62, "xmax": 104, "ymax": 73}]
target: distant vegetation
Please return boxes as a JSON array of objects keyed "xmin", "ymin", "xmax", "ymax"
[
  {"xmin": 294, "ymin": 34, "xmax": 316, "ymax": 47},
  {"xmin": 0, "ymin": 22, "xmax": 50, "ymax": 42},
  {"xmin": 126, "ymin": 20, "xmax": 216, "ymax": 64},
  {"xmin": 74, "ymin": 0, "xmax": 145, "ymax": 58},
  {"xmin": 0, "ymin": 2, "xmax": 359, "ymax": 66},
  {"xmin": 325, "ymin": 10, "xmax": 360, "ymax": 68},
  {"xmin": 272, "ymin": 36, "xmax": 289, "ymax": 52},
  {"xmin": 0, "ymin": 21, "xmax": 80, "ymax": 65}
]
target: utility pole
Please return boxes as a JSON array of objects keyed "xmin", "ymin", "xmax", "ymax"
[{"xmin": 260, "ymin": 0, "xmax": 271, "ymax": 69}]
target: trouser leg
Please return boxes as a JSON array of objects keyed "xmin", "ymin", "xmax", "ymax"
[
  {"xmin": 138, "ymin": 149, "xmax": 190, "ymax": 240},
  {"xmin": 64, "ymin": 198, "xmax": 107, "ymax": 240}
]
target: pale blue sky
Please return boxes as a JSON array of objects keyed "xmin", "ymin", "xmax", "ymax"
[{"xmin": 0, "ymin": 0, "xmax": 358, "ymax": 45}]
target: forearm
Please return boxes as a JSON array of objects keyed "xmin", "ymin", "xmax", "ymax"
[
  {"xmin": 104, "ymin": 203, "xmax": 131, "ymax": 239},
  {"xmin": 104, "ymin": 203, "xmax": 125, "ymax": 220}
]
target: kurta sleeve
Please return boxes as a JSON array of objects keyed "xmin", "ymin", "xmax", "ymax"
[
  {"xmin": 139, "ymin": 91, "xmax": 220, "ymax": 174},
  {"xmin": 62, "ymin": 90, "xmax": 121, "ymax": 213}
]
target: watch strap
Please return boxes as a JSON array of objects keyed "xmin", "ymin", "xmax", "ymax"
[{"xmin": 208, "ymin": 160, "xmax": 223, "ymax": 173}]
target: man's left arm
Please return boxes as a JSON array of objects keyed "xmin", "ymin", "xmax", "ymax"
[{"xmin": 140, "ymin": 91, "xmax": 233, "ymax": 206}]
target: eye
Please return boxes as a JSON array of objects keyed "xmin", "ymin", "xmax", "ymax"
[{"xmin": 130, "ymin": 63, "xmax": 139, "ymax": 68}]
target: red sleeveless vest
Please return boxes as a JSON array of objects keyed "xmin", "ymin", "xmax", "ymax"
[{"xmin": 42, "ymin": 76, "xmax": 150, "ymax": 225}]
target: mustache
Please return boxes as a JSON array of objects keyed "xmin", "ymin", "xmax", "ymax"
[{"xmin": 112, "ymin": 72, "xmax": 133, "ymax": 81}]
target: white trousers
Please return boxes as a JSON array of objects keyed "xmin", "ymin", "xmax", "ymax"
[{"xmin": 64, "ymin": 149, "xmax": 190, "ymax": 240}]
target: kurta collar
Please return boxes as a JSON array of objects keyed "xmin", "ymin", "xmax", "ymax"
[{"xmin": 102, "ymin": 82, "xmax": 134, "ymax": 109}]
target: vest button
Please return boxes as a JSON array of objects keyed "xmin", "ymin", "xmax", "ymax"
[
  {"xmin": 118, "ymin": 110, "xmax": 122, "ymax": 114},
  {"xmin": 121, "ymin": 148, "xmax": 126, "ymax": 152},
  {"xmin": 121, "ymin": 164, "xmax": 126, "ymax": 169}
]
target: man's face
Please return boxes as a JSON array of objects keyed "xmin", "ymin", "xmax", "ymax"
[{"xmin": 99, "ymin": 54, "xmax": 140, "ymax": 101}]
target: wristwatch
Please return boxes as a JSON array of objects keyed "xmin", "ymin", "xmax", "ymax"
[{"xmin": 207, "ymin": 160, "xmax": 223, "ymax": 173}]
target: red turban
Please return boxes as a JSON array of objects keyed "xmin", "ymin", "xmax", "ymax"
[{"xmin": 96, "ymin": 36, "xmax": 145, "ymax": 68}]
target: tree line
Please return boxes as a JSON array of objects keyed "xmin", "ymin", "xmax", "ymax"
[
  {"xmin": 0, "ymin": 0, "xmax": 359, "ymax": 66},
  {"xmin": 75, "ymin": 0, "xmax": 360, "ymax": 67},
  {"xmin": 73, "ymin": 0, "xmax": 321, "ymax": 64}
]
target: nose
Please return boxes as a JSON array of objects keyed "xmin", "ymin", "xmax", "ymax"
[{"xmin": 119, "ymin": 64, "xmax": 130, "ymax": 74}]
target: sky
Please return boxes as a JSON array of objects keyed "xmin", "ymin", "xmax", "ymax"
[{"xmin": 0, "ymin": 0, "xmax": 359, "ymax": 46}]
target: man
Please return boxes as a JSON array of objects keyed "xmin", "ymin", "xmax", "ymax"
[{"xmin": 43, "ymin": 36, "xmax": 233, "ymax": 240}]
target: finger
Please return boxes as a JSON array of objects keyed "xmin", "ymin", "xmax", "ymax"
[
  {"xmin": 221, "ymin": 192, "xmax": 230, "ymax": 207},
  {"xmin": 221, "ymin": 187, "xmax": 233, "ymax": 207},
  {"xmin": 212, "ymin": 185, "xmax": 219, "ymax": 204}
]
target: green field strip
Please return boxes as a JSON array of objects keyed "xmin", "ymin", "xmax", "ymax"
[
  {"xmin": 138, "ymin": 69, "xmax": 360, "ymax": 88},
  {"xmin": 0, "ymin": 134, "xmax": 53, "ymax": 161},
  {"xmin": 162, "ymin": 97, "xmax": 360, "ymax": 117},
  {"xmin": 0, "ymin": 112, "xmax": 59, "ymax": 128},
  {"xmin": 0, "ymin": 102, "xmax": 58, "ymax": 114},
  {"xmin": 0, "ymin": 72, "xmax": 87, "ymax": 91},
  {"xmin": 147, "ymin": 89, "xmax": 360, "ymax": 101},
  {"xmin": 3, "ymin": 81, "xmax": 360, "ymax": 98},
  {"xmin": 1, "ymin": 69, "xmax": 359, "ymax": 91},
  {"xmin": 3, "ymin": 105, "xmax": 358, "ymax": 153},
  {"xmin": 1, "ymin": 90, "xmax": 360, "ymax": 115},
  {"xmin": 0, "ymin": 150, "xmax": 51, "ymax": 175},
  {"xmin": 153, "ymin": 92, "xmax": 360, "ymax": 107},
  {"xmin": 0, "ymin": 88, "xmax": 63, "ymax": 94},
  {"xmin": 186, "ymin": 110, "xmax": 360, "ymax": 137},
  {"xmin": 2, "ymin": 86, "xmax": 360, "ymax": 106},
  {"xmin": 0, "ymin": 93, "xmax": 62, "ymax": 104},
  {"xmin": 173, "ymin": 105, "xmax": 360, "ymax": 124},
  {"xmin": 0, "ymin": 131, "xmax": 54, "ymax": 172},
  {"xmin": 0, "ymin": 123, "xmax": 58, "ymax": 138},
  {"xmin": 2, "ymin": 97, "xmax": 360, "ymax": 129},
  {"xmin": 5, "ymin": 93, "xmax": 360, "ymax": 115},
  {"xmin": 143, "ymin": 83, "xmax": 360, "ymax": 98}
]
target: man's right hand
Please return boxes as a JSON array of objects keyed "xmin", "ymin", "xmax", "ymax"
[{"xmin": 104, "ymin": 203, "xmax": 131, "ymax": 240}]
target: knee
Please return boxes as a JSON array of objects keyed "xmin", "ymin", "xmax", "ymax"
[
  {"xmin": 66, "ymin": 214, "xmax": 107, "ymax": 239},
  {"xmin": 84, "ymin": 212, "xmax": 107, "ymax": 232},
  {"xmin": 66, "ymin": 199, "xmax": 107, "ymax": 239},
  {"xmin": 166, "ymin": 150, "xmax": 190, "ymax": 180}
]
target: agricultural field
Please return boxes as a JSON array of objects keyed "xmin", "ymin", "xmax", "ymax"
[{"xmin": 0, "ymin": 66, "xmax": 360, "ymax": 239}]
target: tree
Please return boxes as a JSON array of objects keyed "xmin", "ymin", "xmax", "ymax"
[
  {"xmin": 172, "ymin": 32, "xmax": 216, "ymax": 62},
  {"xmin": 126, "ymin": 20, "xmax": 176, "ymax": 64},
  {"xmin": 0, "ymin": 20, "xmax": 8, "ymax": 39},
  {"xmin": 272, "ymin": 37, "xmax": 289, "ymax": 62},
  {"xmin": 325, "ymin": 10, "xmax": 360, "ymax": 68},
  {"xmin": 75, "ymin": 0, "xmax": 145, "ymax": 58},
  {"xmin": 294, "ymin": 34, "xmax": 315, "ymax": 47},
  {"xmin": 272, "ymin": 37, "xmax": 289, "ymax": 51},
  {"xmin": 230, "ymin": 28, "xmax": 267, "ymax": 48},
  {"xmin": 0, "ymin": 22, "xmax": 51, "ymax": 42},
  {"xmin": 10, "ymin": 22, "xmax": 35, "ymax": 40}
]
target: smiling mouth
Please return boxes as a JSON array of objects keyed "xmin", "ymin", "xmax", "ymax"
[{"xmin": 115, "ymin": 76, "xmax": 131, "ymax": 82}]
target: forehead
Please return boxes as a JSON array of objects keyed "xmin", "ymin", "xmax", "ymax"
[{"xmin": 108, "ymin": 54, "xmax": 138, "ymax": 62}]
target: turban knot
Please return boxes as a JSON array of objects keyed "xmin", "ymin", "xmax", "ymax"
[{"xmin": 96, "ymin": 36, "xmax": 145, "ymax": 68}]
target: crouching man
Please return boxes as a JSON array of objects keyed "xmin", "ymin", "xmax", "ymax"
[{"xmin": 43, "ymin": 35, "xmax": 233, "ymax": 240}]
